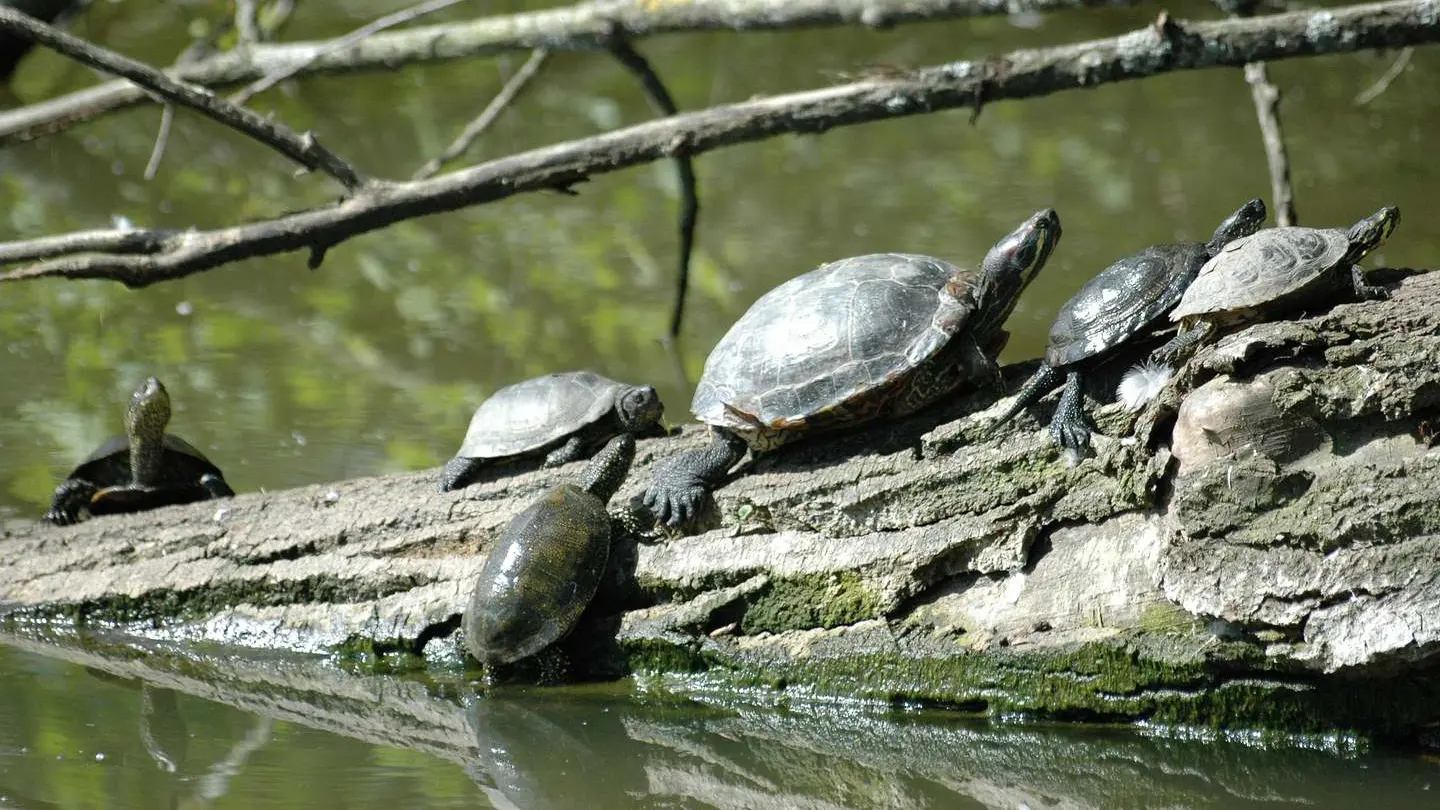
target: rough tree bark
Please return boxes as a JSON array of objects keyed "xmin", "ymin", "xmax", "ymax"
[{"xmin": 3, "ymin": 269, "xmax": 1438, "ymax": 744}]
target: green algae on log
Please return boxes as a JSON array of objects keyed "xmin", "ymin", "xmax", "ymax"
[{"xmin": 2, "ymin": 271, "xmax": 1440, "ymax": 745}]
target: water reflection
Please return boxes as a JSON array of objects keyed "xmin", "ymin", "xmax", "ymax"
[{"xmin": 2, "ymin": 639, "xmax": 1437, "ymax": 810}]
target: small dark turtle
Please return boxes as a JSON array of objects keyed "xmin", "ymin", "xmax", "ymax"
[
  {"xmin": 993, "ymin": 198, "xmax": 1266, "ymax": 455},
  {"xmin": 1160, "ymin": 206, "xmax": 1400, "ymax": 361},
  {"xmin": 45, "ymin": 377, "xmax": 234, "ymax": 526},
  {"xmin": 464, "ymin": 433, "xmax": 636, "ymax": 666},
  {"xmin": 440, "ymin": 371, "xmax": 663, "ymax": 492},
  {"xmin": 641, "ymin": 209, "xmax": 1062, "ymax": 528}
]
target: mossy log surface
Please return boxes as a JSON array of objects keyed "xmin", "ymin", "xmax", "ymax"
[{"xmin": 3, "ymin": 270, "xmax": 1439, "ymax": 743}]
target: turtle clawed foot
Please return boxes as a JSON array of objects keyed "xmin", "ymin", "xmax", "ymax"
[
  {"xmin": 43, "ymin": 508, "xmax": 81, "ymax": 526},
  {"xmin": 640, "ymin": 479, "xmax": 707, "ymax": 529},
  {"xmin": 1358, "ymin": 283, "xmax": 1390, "ymax": 302},
  {"xmin": 1050, "ymin": 419, "xmax": 1092, "ymax": 462}
]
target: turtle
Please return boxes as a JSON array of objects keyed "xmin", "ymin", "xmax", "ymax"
[
  {"xmin": 641, "ymin": 208, "xmax": 1063, "ymax": 528},
  {"xmin": 44, "ymin": 377, "xmax": 235, "ymax": 526},
  {"xmin": 439, "ymin": 370, "xmax": 664, "ymax": 492},
  {"xmin": 1157, "ymin": 206, "xmax": 1401, "ymax": 361},
  {"xmin": 992, "ymin": 198, "xmax": 1267, "ymax": 455},
  {"xmin": 464, "ymin": 432, "xmax": 636, "ymax": 666}
]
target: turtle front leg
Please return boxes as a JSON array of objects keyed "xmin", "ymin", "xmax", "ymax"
[
  {"xmin": 542, "ymin": 436, "xmax": 588, "ymax": 468},
  {"xmin": 1151, "ymin": 321, "xmax": 1214, "ymax": 365},
  {"xmin": 439, "ymin": 456, "xmax": 484, "ymax": 492},
  {"xmin": 640, "ymin": 429, "xmax": 748, "ymax": 528},
  {"xmin": 1350, "ymin": 265, "xmax": 1389, "ymax": 301},
  {"xmin": 1049, "ymin": 370, "xmax": 1093, "ymax": 457},
  {"xmin": 45, "ymin": 478, "xmax": 98, "ymax": 526},
  {"xmin": 990, "ymin": 363, "xmax": 1064, "ymax": 433},
  {"xmin": 200, "ymin": 473, "xmax": 235, "ymax": 499}
]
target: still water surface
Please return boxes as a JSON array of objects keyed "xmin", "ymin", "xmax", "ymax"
[
  {"xmin": 2, "ymin": 0, "xmax": 1438, "ymax": 806},
  {"xmin": 2, "ymin": 643, "xmax": 1438, "ymax": 810}
]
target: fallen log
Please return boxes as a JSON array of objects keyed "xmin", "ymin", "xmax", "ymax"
[{"xmin": 2, "ymin": 269, "xmax": 1439, "ymax": 743}]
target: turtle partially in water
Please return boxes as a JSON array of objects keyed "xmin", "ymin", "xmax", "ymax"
[
  {"xmin": 641, "ymin": 209, "xmax": 1062, "ymax": 528},
  {"xmin": 440, "ymin": 371, "xmax": 664, "ymax": 492},
  {"xmin": 1158, "ymin": 206, "xmax": 1401, "ymax": 361},
  {"xmin": 464, "ymin": 433, "xmax": 636, "ymax": 666},
  {"xmin": 992, "ymin": 198, "xmax": 1266, "ymax": 455},
  {"xmin": 45, "ymin": 377, "xmax": 234, "ymax": 525}
]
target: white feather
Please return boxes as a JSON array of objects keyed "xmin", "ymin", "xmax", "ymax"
[{"xmin": 1116, "ymin": 361, "xmax": 1174, "ymax": 412}]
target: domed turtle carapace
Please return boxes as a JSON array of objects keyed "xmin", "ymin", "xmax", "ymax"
[
  {"xmin": 641, "ymin": 209, "xmax": 1062, "ymax": 528},
  {"xmin": 440, "ymin": 371, "xmax": 663, "ymax": 492},
  {"xmin": 464, "ymin": 433, "xmax": 636, "ymax": 666}
]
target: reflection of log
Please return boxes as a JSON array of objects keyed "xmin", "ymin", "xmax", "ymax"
[
  {"xmin": 4, "ymin": 630, "xmax": 1437, "ymax": 810},
  {"xmin": 4, "ymin": 0, "xmax": 1440, "ymax": 287},
  {"xmin": 4, "ymin": 271, "xmax": 1440, "ymax": 739}
]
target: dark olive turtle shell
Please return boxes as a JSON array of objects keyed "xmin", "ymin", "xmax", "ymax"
[
  {"xmin": 692, "ymin": 253, "xmax": 979, "ymax": 438},
  {"xmin": 456, "ymin": 371, "xmax": 632, "ymax": 460},
  {"xmin": 68, "ymin": 433, "xmax": 225, "ymax": 490},
  {"xmin": 65, "ymin": 433, "xmax": 228, "ymax": 515},
  {"xmin": 464, "ymin": 484, "xmax": 611, "ymax": 665},
  {"xmin": 1045, "ymin": 242, "xmax": 1210, "ymax": 368}
]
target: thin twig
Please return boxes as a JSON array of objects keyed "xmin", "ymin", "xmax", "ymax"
[
  {"xmin": 606, "ymin": 39, "xmax": 700, "ymax": 340},
  {"xmin": 143, "ymin": 104, "xmax": 175, "ymax": 180},
  {"xmin": 0, "ymin": 0, "xmax": 1149, "ymax": 146},
  {"xmin": 233, "ymin": 0, "xmax": 472, "ymax": 105},
  {"xmin": 1244, "ymin": 61, "xmax": 1296, "ymax": 226},
  {"xmin": 412, "ymin": 48, "xmax": 550, "ymax": 181},
  {"xmin": 1, "ymin": 0, "xmax": 1436, "ymax": 287},
  {"xmin": 235, "ymin": 0, "xmax": 261, "ymax": 46},
  {"xmin": 0, "ymin": 7, "xmax": 366, "ymax": 191},
  {"xmin": 1354, "ymin": 46, "xmax": 1413, "ymax": 104}
]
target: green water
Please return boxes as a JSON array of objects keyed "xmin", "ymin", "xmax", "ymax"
[
  {"xmin": 1, "ymin": 0, "xmax": 1438, "ymax": 804},
  {"xmin": 2, "ymin": 642, "xmax": 1438, "ymax": 810}
]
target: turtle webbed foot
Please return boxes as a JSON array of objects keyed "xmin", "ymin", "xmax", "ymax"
[
  {"xmin": 200, "ymin": 473, "xmax": 235, "ymax": 499},
  {"xmin": 44, "ymin": 478, "xmax": 98, "ymax": 526},
  {"xmin": 1050, "ymin": 415, "xmax": 1093, "ymax": 460},
  {"xmin": 1351, "ymin": 266, "xmax": 1390, "ymax": 301},
  {"xmin": 542, "ymin": 436, "xmax": 587, "ymax": 468},
  {"xmin": 439, "ymin": 456, "xmax": 481, "ymax": 492},
  {"xmin": 640, "ymin": 459, "xmax": 710, "ymax": 529}
]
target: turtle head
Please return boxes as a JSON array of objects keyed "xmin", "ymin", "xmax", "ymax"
[
  {"xmin": 1347, "ymin": 206, "xmax": 1401, "ymax": 257},
  {"xmin": 126, "ymin": 376, "xmax": 172, "ymax": 445},
  {"xmin": 1205, "ymin": 198, "xmax": 1267, "ymax": 253},
  {"xmin": 972, "ymin": 208, "xmax": 1062, "ymax": 338},
  {"xmin": 617, "ymin": 385, "xmax": 665, "ymax": 435}
]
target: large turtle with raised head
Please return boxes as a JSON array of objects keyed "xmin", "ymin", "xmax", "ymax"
[
  {"xmin": 992, "ymin": 198, "xmax": 1267, "ymax": 456},
  {"xmin": 641, "ymin": 208, "xmax": 1063, "ymax": 528},
  {"xmin": 45, "ymin": 377, "xmax": 235, "ymax": 525},
  {"xmin": 464, "ymin": 433, "xmax": 636, "ymax": 666},
  {"xmin": 440, "ymin": 370, "xmax": 663, "ymax": 492},
  {"xmin": 1158, "ymin": 206, "xmax": 1401, "ymax": 361}
]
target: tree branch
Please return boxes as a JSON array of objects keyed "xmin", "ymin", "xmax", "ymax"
[
  {"xmin": 1, "ymin": 0, "xmax": 1435, "ymax": 287},
  {"xmin": 1244, "ymin": 61, "xmax": 1297, "ymax": 226},
  {"xmin": 0, "ymin": 0, "xmax": 1141, "ymax": 145},
  {"xmin": 0, "ymin": 7, "xmax": 367, "ymax": 191},
  {"xmin": 232, "ymin": 0, "xmax": 472, "ymax": 105},
  {"xmin": 606, "ymin": 39, "xmax": 701, "ymax": 340},
  {"xmin": 412, "ymin": 49, "xmax": 551, "ymax": 181}
]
